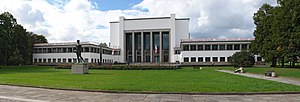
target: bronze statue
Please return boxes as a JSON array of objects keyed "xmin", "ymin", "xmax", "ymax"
[{"xmin": 75, "ymin": 40, "xmax": 85, "ymax": 63}]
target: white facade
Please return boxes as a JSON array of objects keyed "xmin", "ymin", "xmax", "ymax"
[
  {"xmin": 32, "ymin": 42, "xmax": 121, "ymax": 65},
  {"xmin": 110, "ymin": 14, "xmax": 189, "ymax": 63},
  {"xmin": 179, "ymin": 38, "xmax": 264, "ymax": 65},
  {"xmin": 32, "ymin": 14, "xmax": 264, "ymax": 65}
]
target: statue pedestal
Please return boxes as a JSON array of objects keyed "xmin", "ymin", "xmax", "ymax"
[{"xmin": 71, "ymin": 63, "xmax": 89, "ymax": 74}]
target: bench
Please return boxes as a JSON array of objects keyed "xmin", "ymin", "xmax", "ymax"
[{"xmin": 265, "ymin": 71, "xmax": 276, "ymax": 77}]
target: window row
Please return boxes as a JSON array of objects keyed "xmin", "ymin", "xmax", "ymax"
[
  {"xmin": 183, "ymin": 57, "xmax": 231, "ymax": 62},
  {"xmin": 182, "ymin": 44, "xmax": 249, "ymax": 51},
  {"xmin": 33, "ymin": 47, "xmax": 120, "ymax": 55},
  {"xmin": 33, "ymin": 58, "xmax": 114, "ymax": 63}
]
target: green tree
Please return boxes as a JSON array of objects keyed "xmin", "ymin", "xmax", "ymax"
[
  {"xmin": 0, "ymin": 12, "xmax": 48, "ymax": 65},
  {"xmin": 31, "ymin": 33, "xmax": 48, "ymax": 44},
  {"xmin": 252, "ymin": 0, "xmax": 300, "ymax": 67},
  {"xmin": 0, "ymin": 12, "xmax": 17, "ymax": 65},
  {"xmin": 229, "ymin": 51, "xmax": 255, "ymax": 67},
  {"xmin": 251, "ymin": 4, "xmax": 278, "ymax": 67},
  {"xmin": 99, "ymin": 43, "xmax": 108, "ymax": 48}
]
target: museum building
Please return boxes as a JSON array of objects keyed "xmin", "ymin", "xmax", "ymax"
[{"xmin": 32, "ymin": 14, "xmax": 264, "ymax": 65}]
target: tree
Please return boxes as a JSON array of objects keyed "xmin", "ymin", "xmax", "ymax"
[
  {"xmin": 229, "ymin": 51, "xmax": 255, "ymax": 67},
  {"xmin": 30, "ymin": 33, "xmax": 47, "ymax": 44},
  {"xmin": 0, "ymin": 12, "xmax": 17, "ymax": 65},
  {"xmin": 252, "ymin": 0, "xmax": 300, "ymax": 67},
  {"xmin": 99, "ymin": 43, "xmax": 108, "ymax": 48},
  {"xmin": 0, "ymin": 12, "xmax": 48, "ymax": 65},
  {"xmin": 252, "ymin": 4, "xmax": 278, "ymax": 67}
]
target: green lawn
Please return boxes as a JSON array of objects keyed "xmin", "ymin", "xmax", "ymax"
[
  {"xmin": 224, "ymin": 67, "xmax": 300, "ymax": 79},
  {"xmin": 0, "ymin": 66, "xmax": 300, "ymax": 92}
]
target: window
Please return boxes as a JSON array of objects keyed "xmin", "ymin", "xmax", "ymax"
[
  {"xmin": 91, "ymin": 48, "xmax": 94, "ymax": 53},
  {"xmin": 205, "ymin": 45, "xmax": 211, "ymax": 50},
  {"xmin": 212, "ymin": 45, "xmax": 218, "ymax": 50},
  {"xmin": 48, "ymin": 48, "xmax": 52, "ymax": 53},
  {"xmin": 43, "ymin": 48, "xmax": 47, "ymax": 53},
  {"xmin": 63, "ymin": 48, "xmax": 67, "ymax": 53},
  {"xmin": 85, "ymin": 47, "xmax": 90, "ymax": 52},
  {"xmin": 73, "ymin": 58, "xmax": 77, "ymax": 63},
  {"xmin": 174, "ymin": 50, "xmax": 181, "ymax": 54},
  {"xmin": 53, "ymin": 48, "xmax": 57, "ymax": 53},
  {"xmin": 63, "ymin": 58, "xmax": 66, "ymax": 63},
  {"xmin": 213, "ymin": 57, "xmax": 218, "ymax": 62},
  {"xmin": 68, "ymin": 58, "xmax": 72, "ymax": 62},
  {"xmin": 197, "ymin": 45, "xmax": 203, "ymax": 50},
  {"xmin": 234, "ymin": 44, "xmax": 240, "ymax": 50},
  {"xmin": 53, "ymin": 58, "xmax": 56, "ymax": 63},
  {"xmin": 184, "ymin": 57, "xmax": 189, "ymax": 62},
  {"xmin": 227, "ymin": 44, "xmax": 233, "ymax": 50},
  {"xmin": 91, "ymin": 58, "xmax": 94, "ymax": 63},
  {"xmin": 57, "ymin": 48, "xmax": 61, "ymax": 53},
  {"xmin": 162, "ymin": 32, "xmax": 169, "ymax": 51},
  {"xmin": 220, "ymin": 57, "xmax": 225, "ymax": 62},
  {"xmin": 198, "ymin": 57, "xmax": 203, "ymax": 62},
  {"xmin": 68, "ymin": 48, "xmax": 72, "ymax": 53},
  {"xmin": 34, "ymin": 59, "xmax": 37, "ymax": 63},
  {"xmin": 85, "ymin": 58, "xmax": 88, "ymax": 62},
  {"xmin": 39, "ymin": 59, "xmax": 42, "ymax": 62},
  {"xmin": 205, "ymin": 57, "xmax": 211, "ymax": 62},
  {"xmin": 257, "ymin": 57, "xmax": 262, "ymax": 61},
  {"xmin": 48, "ymin": 58, "xmax": 51, "ymax": 63},
  {"xmin": 58, "ymin": 58, "xmax": 61, "ymax": 62},
  {"xmin": 183, "ymin": 45, "xmax": 189, "ymax": 51},
  {"xmin": 191, "ymin": 57, "xmax": 196, "ymax": 62},
  {"xmin": 190, "ymin": 45, "xmax": 196, "ymax": 51},
  {"xmin": 219, "ymin": 45, "xmax": 225, "ymax": 50},
  {"xmin": 242, "ymin": 44, "xmax": 248, "ymax": 50},
  {"xmin": 43, "ymin": 59, "xmax": 46, "ymax": 62}
]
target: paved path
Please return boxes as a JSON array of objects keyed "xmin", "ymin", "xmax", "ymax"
[
  {"xmin": 1, "ymin": 85, "xmax": 300, "ymax": 102},
  {"xmin": 218, "ymin": 70, "xmax": 300, "ymax": 86}
]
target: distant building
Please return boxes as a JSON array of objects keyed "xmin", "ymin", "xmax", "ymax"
[
  {"xmin": 179, "ymin": 38, "xmax": 264, "ymax": 65},
  {"xmin": 32, "ymin": 14, "xmax": 264, "ymax": 65},
  {"xmin": 32, "ymin": 42, "xmax": 120, "ymax": 65}
]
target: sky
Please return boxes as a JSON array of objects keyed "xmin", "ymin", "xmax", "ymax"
[{"xmin": 0, "ymin": 0, "xmax": 277, "ymax": 43}]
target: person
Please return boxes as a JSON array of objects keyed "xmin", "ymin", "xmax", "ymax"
[
  {"xmin": 234, "ymin": 66, "xmax": 244, "ymax": 73},
  {"xmin": 75, "ymin": 40, "xmax": 85, "ymax": 63}
]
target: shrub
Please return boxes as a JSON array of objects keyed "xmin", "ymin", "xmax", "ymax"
[{"xmin": 229, "ymin": 50, "xmax": 255, "ymax": 67}]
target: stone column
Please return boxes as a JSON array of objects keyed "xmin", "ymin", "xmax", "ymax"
[
  {"xmin": 132, "ymin": 32, "xmax": 135, "ymax": 62},
  {"xmin": 150, "ymin": 31, "xmax": 153, "ymax": 62},
  {"xmin": 159, "ymin": 31, "xmax": 163, "ymax": 63},
  {"xmin": 141, "ymin": 32, "xmax": 144, "ymax": 62}
]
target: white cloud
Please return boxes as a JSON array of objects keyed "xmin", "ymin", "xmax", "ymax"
[
  {"xmin": 0, "ymin": 0, "xmax": 277, "ymax": 44},
  {"xmin": 135, "ymin": 0, "xmax": 277, "ymax": 38}
]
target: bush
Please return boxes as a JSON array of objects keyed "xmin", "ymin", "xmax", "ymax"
[{"xmin": 229, "ymin": 50, "xmax": 255, "ymax": 67}]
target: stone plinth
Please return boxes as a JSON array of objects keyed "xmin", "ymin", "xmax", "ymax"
[{"xmin": 71, "ymin": 63, "xmax": 89, "ymax": 74}]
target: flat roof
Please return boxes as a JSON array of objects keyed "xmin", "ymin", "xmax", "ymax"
[
  {"xmin": 181, "ymin": 38, "xmax": 254, "ymax": 43},
  {"xmin": 34, "ymin": 42, "xmax": 99, "ymax": 46},
  {"xmin": 110, "ymin": 16, "xmax": 189, "ymax": 23}
]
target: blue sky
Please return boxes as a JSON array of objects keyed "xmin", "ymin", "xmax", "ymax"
[
  {"xmin": 94, "ymin": 0, "xmax": 143, "ymax": 10},
  {"xmin": 47, "ymin": 0, "xmax": 143, "ymax": 10}
]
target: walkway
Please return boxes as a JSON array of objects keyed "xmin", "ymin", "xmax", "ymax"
[
  {"xmin": 218, "ymin": 70, "xmax": 300, "ymax": 86},
  {"xmin": 1, "ymin": 85, "xmax": 300, "ymax": 102}
]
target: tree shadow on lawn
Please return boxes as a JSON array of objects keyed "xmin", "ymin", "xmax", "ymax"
[{"xmin": 0, "ymin": 66, "xmax": 61, "ymax": 74}]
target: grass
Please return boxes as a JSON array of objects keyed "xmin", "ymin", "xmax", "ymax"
[
  {"xmin": 224, "ymin": 67, "xmax": 300, "ymax": 79},
  {"xmin": 0, "ymin": 66, "xmax": 300, "ymax": 92}
]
